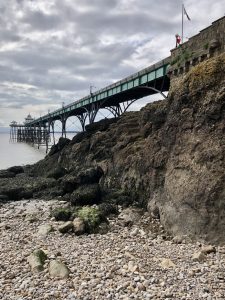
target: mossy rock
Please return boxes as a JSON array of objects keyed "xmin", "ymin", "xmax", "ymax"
[
  {"xmin": 27, "ymin": 249, "xmax": 47, "ymax": 272},
  {"xmin": 77, "ymin": 206, "xmax": 107, "ymax": 233},
  {"xmin": 33, "ymin": 249, "xmax": 48, "ymax": 264}
]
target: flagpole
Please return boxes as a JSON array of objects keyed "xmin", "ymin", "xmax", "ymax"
[{"xmin": 182, "ymin": 3, "xmax": 184, "ymax": 43}]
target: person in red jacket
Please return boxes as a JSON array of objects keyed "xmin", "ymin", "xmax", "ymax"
[{"xmin": 175, "ymin": 34, "xmax": 181, "ymax": 47}]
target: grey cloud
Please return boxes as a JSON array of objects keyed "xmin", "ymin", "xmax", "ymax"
[
  {"xmin": 0, "ymin": 30, "xmax": 21, "ymax": 42},
  {"xmin": 22, "ymin": 10, "xmax": 62, "ymax": 31},
  {"xmin": 0, "ymin": 0, "xmax": 224, "ymax": 123}
]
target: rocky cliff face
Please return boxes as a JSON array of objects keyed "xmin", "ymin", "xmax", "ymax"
[{"xmin": 33, "ymin": 53, "xmax": 225, "ymax": 243}]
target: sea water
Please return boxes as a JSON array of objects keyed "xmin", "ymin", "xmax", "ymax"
[
  {"xmin": 0, "ymin": 132, "xmax": 46, "ymax": 169},
  {"xmin": 0, "ymin": 132, "xmax": 75, "ymax": 169}
]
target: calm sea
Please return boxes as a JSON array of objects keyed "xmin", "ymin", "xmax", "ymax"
[{"xmin": 0, "ymin": 132, "xmax": 75, "ymax": 169}]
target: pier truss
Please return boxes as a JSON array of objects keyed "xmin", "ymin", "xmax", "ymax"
[
  {"xmin": 10, "ymin": 122, "xmax": 50, "ymax": 151},
  {"xmin": 10, "ymin": 56, "xmax": 170, "ymax": 151}
]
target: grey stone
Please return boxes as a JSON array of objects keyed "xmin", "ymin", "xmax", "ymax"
[
  {"xmin": 192, "ymin": 251, "xmax": 206, "ymax": 262},
  {"xmin": 27, "ymin": 249, "xmax": 47, "ymax": 272},
  {"xmin": 201, "ymin": 245, "xmax": 216, "ymax": 254},
  {"xmin": 58, "ymin": 221, "xmax": 73, "ymax": 233},
  {"xmin": 73, "ymin": 217, "xmax": 85, "ymax": 235},
  {"xmin": 49, "ymin": 260, "xmax": 70, "ymax": 278},
  {"xmin": 37, "ymin": 224, "xmax": 53, "ymax": 236},
  {"xmin": 159, "ymin": 258, "xmax": 176, "ymax": 269},
  {"xmin": 118, "ymin": 208, "xmax": 143, "ymax": 227}
]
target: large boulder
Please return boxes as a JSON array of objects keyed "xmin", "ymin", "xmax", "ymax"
[
  {"xmin": 85, "ymin": 118, "xmax": 118, "ymax": 133},
  {"xmin": 0, "ymin": 170, "xmax": 15, "ymax": 178},
  {"xmin": 76, "ymin": 166, "xmax": 104, "ymax": 185},
  {"xmin": 7, "ymin": 166, "xmax": 24, "ymax": 175},
  {"xmin": 61, "ymin": 175, "xmax": 79, "ymax": 193},
  {"xmin": 61, "ymin": 167, "xmax": 103, "ymax": 193},
  {"xmin": 1, "ymin": 187, "xmax": 25, "ymax": 200},
  {"xmin": 70, "ymin": 184, "xmax": 101, "ymax": 206},
  {"xmin": 48, "ymin": 137, "xmax": 70, "ymax": 156},
  {"xmin": 0, "ymin": 195, "xmax": 8, "ymax": 202},
  {"xmin": 46, "ymin": 166, "xmax": 67, "ymax": 179}
]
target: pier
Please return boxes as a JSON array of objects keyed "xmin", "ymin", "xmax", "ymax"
[{"xmin": 10, "ymin": 16, "xmax": 225, "ymax": 151}]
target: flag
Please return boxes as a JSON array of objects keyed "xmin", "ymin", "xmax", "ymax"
[{"xmin": 183, "ymin": 5, "xmax": 191, "ymax": 21}]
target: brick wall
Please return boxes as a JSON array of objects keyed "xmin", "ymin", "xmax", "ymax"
[{"xmin": 169, "ymin": 16, "xmax": 225, "ymax": 76}]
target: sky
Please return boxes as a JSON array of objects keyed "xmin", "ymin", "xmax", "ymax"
[{"xmin": 0, "ymin": 0, "xmax": 224, "ymax": 128}]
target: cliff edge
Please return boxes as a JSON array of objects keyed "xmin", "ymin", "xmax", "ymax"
[{"xmin": 29, "ymin": 53, "xmax": 225, "ymax": 243}]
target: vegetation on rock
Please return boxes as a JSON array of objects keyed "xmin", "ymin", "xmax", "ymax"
[{"xmin": 77, "ymin": 206, "xmax": 106, "ymax": 233}]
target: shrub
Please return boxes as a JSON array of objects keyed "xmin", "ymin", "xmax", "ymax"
[{"xmin": 77, "ymin": 206, "xmax": 106, "ymax": 233}]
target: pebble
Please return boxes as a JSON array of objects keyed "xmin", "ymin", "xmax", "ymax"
[{"xmin": 0, "ymin": 199, "xmax": 224, "ymax": 300}]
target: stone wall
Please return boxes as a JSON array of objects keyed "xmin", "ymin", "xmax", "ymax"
[{"xmin": 169, "ymin": 16, "xmax": 225, "ymax": 76}]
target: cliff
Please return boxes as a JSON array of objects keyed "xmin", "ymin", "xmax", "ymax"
[{"xmin": 23, "ymin": 53, "xmax": 225, "ymax": 243}]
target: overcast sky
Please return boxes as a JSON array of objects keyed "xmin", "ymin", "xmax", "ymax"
[{"xmin": 0, "ymin": 0, "xmax": 224, "ymax": 127}]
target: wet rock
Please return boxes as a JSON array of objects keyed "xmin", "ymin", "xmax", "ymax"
[
  {"xmin": 20, "ymin": 190, "xmax": 33, "ymax": 199},
  {"xmin": 76, "ymin": 166, "xmax": 104, "ymax": 185},
  {"xmin": 62, "ymin": 167, "xmax": 103, "ymax": 194},
  {"xmin": 7, "ymin": 166, "xmax": 24, "ymax": 175},
  {"xmin": 49, "ymin": 260, "xmax": 70, "ymax": 278},
  {"xmin": 27, "ymin": 249, "xmax": 47, "ymax": 272},
  {"xmin": 71, "ymin": 132, "xmax": 88, "ymax": 144},
  {"xmin": 61, "ymin": 175, "xmax": 79, "ymax": 193},
  {"xmin": 46, "ymin": 166, "xmax": 67, "ymax": 179},
  {"xmin": 0, "ymin": 170, "xmax": 15, "ymax": 178},
  {"xmin": 70, "ymin": 184, "xmax": 101, "ymax": 206},
  {"xmin": 24, "ymin": 53, "xmax": 225, "ymax": 243},
  {"xmin": 0, "ymin": 194, "xmax": 8, "ymax": 202},
  {"xmin": 1, "ymin": 187, "xmax": 24, "ymax": 200}
]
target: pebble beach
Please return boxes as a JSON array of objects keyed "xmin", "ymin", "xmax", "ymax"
[{"xmin": 0, "ymin": 199, "xmax": 225, "ymax": 300}]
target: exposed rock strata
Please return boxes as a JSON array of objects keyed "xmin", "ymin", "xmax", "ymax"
[{"xmin": 1, "ymin": 53, "xmax": 225, "ymax": 243}]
